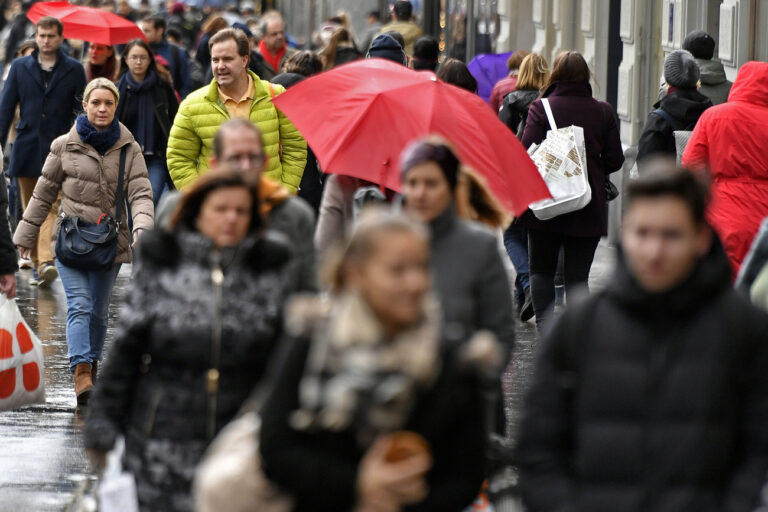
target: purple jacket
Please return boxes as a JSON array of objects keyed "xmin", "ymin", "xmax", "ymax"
[{"xmin": 520, "ymin": 81, "xmax": 624, "ymax": 237}]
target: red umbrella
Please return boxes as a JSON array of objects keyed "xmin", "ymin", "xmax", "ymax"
[
  {"xmin": 272, "ymin": 58, "xmax": 549, "ymax": 216},
  {"xmin": 27, "ymin": 1, "xmax": 145, "ymax": 45}
]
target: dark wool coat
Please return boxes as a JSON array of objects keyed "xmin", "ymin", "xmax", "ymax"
[
  {"xmin": 516, "ymin": 238, "xmax": 768, "ymax": 512},
  {"xmin": 259, "ymin": 302, "xmax": 488, "ymax": 512},
  {"xmin": 520, "ymin": 81, "xmax": 625, "ymax": 237},
  {"xmin": 637, "ymin": 88, "xmax": 712, "ymax": 164},
  {"xmin": 0, "ymin": 49, "xmax": 87, "ymax": 178},
  {"xmin": 85, "ymin": 229, "xmax": 289, "ymax": 512}
]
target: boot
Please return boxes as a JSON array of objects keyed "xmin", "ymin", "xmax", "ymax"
[
  {"xmin": 74, "ymin": 363, "xmax": 94, "ymax": 406},
  {"xmin": 91, "ymin": 361, "xmax": 98, "ymax": 382}
]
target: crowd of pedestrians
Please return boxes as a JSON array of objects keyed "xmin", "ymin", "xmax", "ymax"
[{"xmin": 1, "ymin": 1, "xmax": 768, "ymax": 511}]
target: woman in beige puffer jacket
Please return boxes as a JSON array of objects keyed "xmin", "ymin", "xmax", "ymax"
[{"xmin": 13, "ymin": 78, "xmax": 154, "ymax": 405}]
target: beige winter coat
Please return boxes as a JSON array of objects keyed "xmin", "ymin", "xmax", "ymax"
[{"xmin": 13, "ymin": 123, "xmax": 154, "ymax": 264}]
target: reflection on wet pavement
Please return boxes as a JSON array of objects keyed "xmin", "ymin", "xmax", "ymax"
[{"xmin": 0, "ymin": 266, "xmax": 129, "ymax": 512}]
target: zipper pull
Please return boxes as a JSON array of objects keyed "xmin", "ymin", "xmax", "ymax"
[
  {"xmin": 206, "ymin": 368, "xmax": 220, "ymax": 394},
  {"xmin": 211, "ymin": 267, "xmax": 223, "ymax": 285}
]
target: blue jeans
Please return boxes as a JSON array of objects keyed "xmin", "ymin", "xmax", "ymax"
[
  {"xmin": 145, "ymin": 155, "xmax": 171, "ymax": 207},
  {"xmin": 55, "ymin": 260, "xmax": 121, "ymax": 371},
  {"xmin": 503, "ymin": 221, "xmax": 530, "ymax": 304}
]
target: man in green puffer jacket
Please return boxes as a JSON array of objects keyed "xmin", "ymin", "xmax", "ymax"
[{"xmin": 167, "ymin": 28, "xmax": 306, "ymax": 192}]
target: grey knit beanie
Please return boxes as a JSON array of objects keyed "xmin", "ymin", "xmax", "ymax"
[{"xmin": 664, "ymin": 49, "xmax": 700, "ymax": 89}]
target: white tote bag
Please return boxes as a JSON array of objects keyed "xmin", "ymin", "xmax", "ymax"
[
  {"xmin": 527, "ymin": 98, "xmax": 592, "ymax": 220},
  {"xmin": 99, "ymin": 437, "xmax": 139, "ymax": 512},
  {"xmin": 0, "ymin": 294, "xmax": 45, "ymax": 411}
]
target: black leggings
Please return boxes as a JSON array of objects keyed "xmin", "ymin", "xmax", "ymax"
[{"xmin": 528, "ymin": 229, "xmax": 600, "ymax": 330}]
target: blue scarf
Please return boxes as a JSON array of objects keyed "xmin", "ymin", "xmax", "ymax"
[
  {"xmin": 121, "ymin": 70, "xmax": 157, "ymax": 154},
  {"xmin": 76, "ymin": 115, "xmax": 121, "ymax": 155}
]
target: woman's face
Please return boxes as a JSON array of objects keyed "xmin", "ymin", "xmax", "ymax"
[
  {"xmin": 348, "ymin": 231, "xmax": 431, "ymax": 332},
  {"xmin": 88, "ymin": 44, "xmax": 113, "ymax": 66},
  {"xmin": 82, "ymin": 88, "xmax": 117, "ymax": 129},
  {"xmin": 401, "ymin": 161, "xmax": 454, "ymax": 223},
  {"xmin": 126, "ymin": 45, "xmax": 151, "ymax": 77},
  {"xmin": 196, "ymin": 187, "xmax": 252, "ymax": 248}
]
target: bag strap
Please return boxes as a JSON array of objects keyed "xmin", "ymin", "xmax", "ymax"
[
  {"xmin": 541, "ymin": 98, "xmax": 558, "ymax": 131},
  {"xmin": 114, "ymin": 146, "xmax": 128, "ymax": 226},
  {"xmin": 652, "ymin": 108, "xmax": 685, "ymax": 131}
]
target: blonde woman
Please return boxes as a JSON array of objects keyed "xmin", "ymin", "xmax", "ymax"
[
  {"xmin": 13, "ymin": 78, "xmax": 154, "ymax": 405},
  {"xmin": 498, "ymin": 53, "xmax": 549, "ymax": 138}
]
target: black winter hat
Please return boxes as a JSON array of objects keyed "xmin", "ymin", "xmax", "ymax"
[
  {"xmin": 683, "ymin": 30, "xmax": 716, "ymax": 60},
  {"xmin": 664, "ymin": 49, "xmax": 700, "ymax": 89},
  {"xmin": 367, "ymin": 34, "xmax": 407, "ymax": 65}
]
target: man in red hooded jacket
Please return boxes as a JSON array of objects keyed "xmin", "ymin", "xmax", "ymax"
[{"xmin": 682, "ymin": 61, "xmax": 768, "ymax": 274}]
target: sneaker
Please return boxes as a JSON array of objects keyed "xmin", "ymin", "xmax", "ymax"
[
  {"xmin": 18, "ymin": 257, "xmax": 33, "ymax": 269},
  {"xmin": 37, "ymin": 263, "xmax": 58, "ymax": 288}
]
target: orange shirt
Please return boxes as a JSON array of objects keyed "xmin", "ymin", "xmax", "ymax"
[{"xmin": 218, "ymin": 74, "xmax": 255, "ymax": 119}]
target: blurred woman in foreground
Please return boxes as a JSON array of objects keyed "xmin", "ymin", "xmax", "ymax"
[{"xmin": 260, "ymin": 211, "xmax": 499, "ymax": 511}]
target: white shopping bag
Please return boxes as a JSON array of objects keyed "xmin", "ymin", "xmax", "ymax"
[
  {"xmin": 0, "ymin": 294, "xmax": 45, "ymax": 411},
  {"xmin": 528, "ymin": 98, "xmax": 592, "ymax": 220},
  {"xmin": 99, "ymin": 437, "xmax": 139, "ymax": 512}
]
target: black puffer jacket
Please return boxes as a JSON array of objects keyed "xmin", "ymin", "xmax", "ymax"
[
  {"xmin": 85, "ymin": 229, "xmax": 289, "ymax": 512},
  {"xmin": 516, "ymin": 238, "xmax": 768, "ymax": 512},
  {"xmin": 498, "ymin": 89, "xmax": 539, "ymax": 137},
  {"xmin": 637, "ymin": 88, "xmax": 712, "ymax": 164}
]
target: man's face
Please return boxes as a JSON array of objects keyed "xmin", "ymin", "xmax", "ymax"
[
  {"xmin": 621, "ymin": 196, "xmax": 711, "ymax": 293},
  {"xmin": 140, "ymin": 21, "xmax": 163, "ymax": 44},
  {"xmin": 263, "ymin": 19, "xmax": 285, "ymax": 53},
  {"xmin": 211, "ymin": 39, "xmax": 248, "ymax": 88},
  {"xmin": 35, "ymin": 26, "xmax": 63, "ymax": 54},
  {"xmin": 214, "ymin": 129, "xmax": 266, "ymax": 176}
]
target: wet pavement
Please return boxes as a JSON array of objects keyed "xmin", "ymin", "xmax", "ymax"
[
  {"xmin": 0, "ymin": 265, "xmax": 130, "ymax": 512},
  {"xmin": 0, "ymin": 241, "xmax": 616, "ymax": 511}
]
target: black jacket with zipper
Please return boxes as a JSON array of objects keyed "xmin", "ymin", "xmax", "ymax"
[
  {"xmin": 516, "ymin": 237, "xmax": 768, "ymax": 512},
  {"xmin": 85, "ymin": 228, "xmax": 289, "ymax": 511}
]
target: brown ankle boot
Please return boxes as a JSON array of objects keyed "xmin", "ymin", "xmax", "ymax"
[
  {"xmin": 74, "ymin": 363, "xmax": 94, "ymax": 406},
  {"xmin": 91, "ymin": 361, "xmax": 98, "ymax": 382}
]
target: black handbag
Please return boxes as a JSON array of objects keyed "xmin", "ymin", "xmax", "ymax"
[{"xmin": 55, "ymin": 146, "xmax": 127, "ymax": 272}]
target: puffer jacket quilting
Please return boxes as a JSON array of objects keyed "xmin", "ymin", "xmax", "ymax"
[
  {"xmin": 166, "ymin": 70, "xmax": 307, "ymax": 192},
  {"xmin": 12, "ymin": 123, "xmax": 154, "ymax": 264}
]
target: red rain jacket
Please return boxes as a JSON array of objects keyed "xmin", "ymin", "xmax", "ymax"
[{"xmin": 682, "ymin": 61, "xmax": 768, "ymax": 274}]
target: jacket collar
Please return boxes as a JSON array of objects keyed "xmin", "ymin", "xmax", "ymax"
[
  {"xmin": 429, "ymin": 202, "xmax": 458, "ymax": 242},
  {"xmin": 205, "ymin": 69, "xmax": 268, "ymax": 106},
  {"xmin": 27, "ymin": 49, "xmax": 74, "ymax": 93},
  {"xmin": 541, "ymin": 80, "xmax": 593, "ymax": 98},
  {"xmin": 605, "ymin": 232, "xmax": 732, "ymax": 322}
]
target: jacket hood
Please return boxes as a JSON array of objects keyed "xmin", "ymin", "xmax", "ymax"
[
  {"xmin": 696, "ymin": 58, "xmax": 728, "ymax": 86},
  {"xmin": 657, "ymin": 89, "xmax": 712, "ymax": 124},
  {"xmin": 504, "ymin": 89, "xmax": 539, "ymax": 111},
  {"xmin": 727, "ymin": 61, "xmax": 768, "ymax": 107},
  {"xmin": 606, "ymin": 231, "xmax": 732, "ymax": 322}
]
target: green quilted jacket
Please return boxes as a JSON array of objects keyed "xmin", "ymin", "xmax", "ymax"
[{"xmin": 166, "ymin": 70, "xmax": 307, "ymax": 192}]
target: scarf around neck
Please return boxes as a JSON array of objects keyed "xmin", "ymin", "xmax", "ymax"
[
  {"xmin": 123, "ymin": 69, "xmax": 158, "ymax": 154},
  {"xmin": 76, "ymin": 114, "xmax": 121, "ymax": 155},
  {"xmin": 259, "ymin": 39, "xmax": 285, "ymax": 73}
]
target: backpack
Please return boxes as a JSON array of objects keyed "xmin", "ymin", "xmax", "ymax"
[
  {"xmin": 170, "ymin": 44, "xmax": 206, "ymax": 92},
  {"xmin": 652, "ymin": 108, "xmax": 693, "ymax": 165}
]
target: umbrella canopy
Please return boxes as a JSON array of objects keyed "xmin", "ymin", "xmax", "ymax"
[
  {"xmin": 468, "ymin": 52, "xmax": 513, "ymax": 104},
  {"xmin": 27, "ymin": 1, "xmax": 145, "ymax": 45},
  {"xmin": 272, "ymin": 58, "xmax": 549, "ymax": 216}
]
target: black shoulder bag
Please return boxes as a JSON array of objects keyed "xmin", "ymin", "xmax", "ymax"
[{"xmin": 55, "ymin": 146, "xmax": 127, "ymax": 272}]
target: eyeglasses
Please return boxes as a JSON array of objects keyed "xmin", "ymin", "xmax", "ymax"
[{"xmin": 127, "ymin": 55, "xmax": 149, "ymax": 62}]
